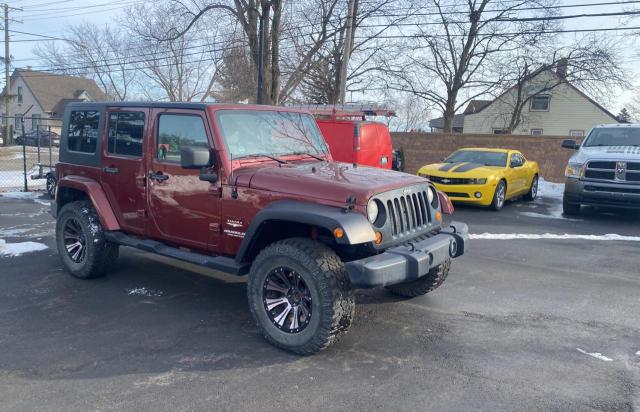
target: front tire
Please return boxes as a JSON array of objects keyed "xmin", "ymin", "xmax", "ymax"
[
  {"xmin": 386, "ymin": 259, "xmax": 451, "ymax": 298},
  {"xmin": 490, "ymin": 180, "xmax": 507, "ymax": 211},
  {"xmin": 247, "ymin": 238, "xmax": 355, "ymax": 355},
  {"xmin": 563, "ymin": 195, "xmax": 581, "ymax": 215},
  {"xmin": 56, "ymin": 200, "xmax": 119, "ymax": 279}
]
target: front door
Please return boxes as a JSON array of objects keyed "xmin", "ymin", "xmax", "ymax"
[
  {"xmin": 101, "ymin": 107, "xmax": 149, "ymax": 235},
  {"xmin": 146, "ymin": 109, "xmax": 221, "ymax": 252}
]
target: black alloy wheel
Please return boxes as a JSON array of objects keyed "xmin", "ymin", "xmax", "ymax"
[
  {"xmin": 263, "ymin": 267, "xmax": 312, "ymax": 333},
  {"xmin": 63, "ymin": 217, "xmax": 87, "ymax": 263}
]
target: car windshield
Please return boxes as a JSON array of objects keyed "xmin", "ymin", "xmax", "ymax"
[
  {"xmin": 216, "ymin": 110, "xmax": 329, "ymax": 159},
  {"xmin": 583, "ymin": 127, "xmax": 640, "ymax": 147},
  {"xmin": 444, "ymin": 150, "xmax": 508, "ymax": 167}
]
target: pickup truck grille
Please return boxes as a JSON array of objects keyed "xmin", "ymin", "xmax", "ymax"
[
  {"xmin": 584, "ymin": 160, "xmax": 640, "ymax": 183},
  {"xmin": 385, "ymin": 190, "xmax": 431, "ymax": 237}
]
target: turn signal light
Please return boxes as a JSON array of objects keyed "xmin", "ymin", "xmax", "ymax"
[
  {"xmin": 333, "ymin": 227, "xmax": 344, "ymax": 239},
  {"xmin": 374, "ymin": 231, "xmax": 383, "ymax": 244},
  {"xmin": 436, "ymin": 211, "xmax": 442, "ymax": 223}
]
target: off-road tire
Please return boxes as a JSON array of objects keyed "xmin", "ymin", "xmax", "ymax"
[
  {"xmin": 247, "ymin": 238, "xmax": 355, "ymax": 355},
  {"xmin": 524, "ymin": 174, "xmax": 538, "ymax": 201},
  {"xmin": 56, "ymin": 200, "xmax": 119, "ymax": 279},
  {"xmin": 386, "ymin": 259, "xmax": 451, "ymax": 298},
  {"xmin": 562, "ymin": 195, "xmax": 581, "ymax": 215},
  {"xmin": 490, "ymin": 180, "xmax": 507, "ymax": 211},
  {"xmin": 46, "ymin": 174, "xmax": 57, "ymax": 198}
]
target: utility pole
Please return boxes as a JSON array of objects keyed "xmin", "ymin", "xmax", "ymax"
[
  {"xmin": 3, "ymin": 3, "xmax": 10, "ymax": 146},
  {"xmin": 338, "ymin": 0, "xmax": 356, "ymax": 104}
]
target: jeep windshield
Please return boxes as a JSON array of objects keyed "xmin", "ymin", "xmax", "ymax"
[
  {"xmin": 583, "ymin": 127, "xmax": 640, "ymax": 147},
  {"xmin": 216, "ymin": 110, "xmax": 329, "ymax": 160},
  {"xmin": 444, "ymin": 150, "xmax": 508, "ymax": 167}
]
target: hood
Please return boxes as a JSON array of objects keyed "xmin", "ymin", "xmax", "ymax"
[
  {"xmin": 571, "ymin": 146, "xmax": 640, "ymax": 164},
  {"xmin": 420, "ymin": 162, "xmax": 504, "ymax": 178},
  {"xmin": 233, "ymin": 161, "xmax": 425, "ymax": 205}
]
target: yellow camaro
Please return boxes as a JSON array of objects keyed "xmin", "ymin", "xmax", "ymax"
[{"xmin": 417, "ymin": 148, "xmax": 539, "ymax": 210}]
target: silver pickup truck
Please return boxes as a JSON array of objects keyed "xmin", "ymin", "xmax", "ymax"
[{"xmin": 562, "ymin": 123, "xmax": 640, "ymax": 215}]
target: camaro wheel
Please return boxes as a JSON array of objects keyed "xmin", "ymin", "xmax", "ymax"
[
  {"xmin": 247, "ymin": 238, "xmax": 355, "ymax": 355},
  {"xmin": 56, "ymin": 200, "xmax": 119, "ymax": 279},
  {"xmin": 386, "ymin": 259, "xmax": 451, "ymax": 298},
  {"xmin": 524, "ymin": 174, "xmax": 538, "ymax": 201},
  {"xmin": 46, "ymin": 174, "xmax": 57, "ymax": 198},
  {"xmin": 490, "ymin": 180, "xmax": 507, "ymax": 211}
]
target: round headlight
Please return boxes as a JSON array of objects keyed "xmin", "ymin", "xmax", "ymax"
[
  {"xmin": 367, "ymin": 200, "xmax": 379, "ymax": 223},
  {"xmin": 428, "ymin": 186, "xmax": 439, "ymax": 208},
  {"xmin": 427, "ymin": 186, "xmax": 434, "ymax": 203}
]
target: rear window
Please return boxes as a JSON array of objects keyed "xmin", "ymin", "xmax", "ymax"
[
  {"xmin": 67, "ymin": 111, "xmax": 100, "ymax": 153},
  {"xmin": 107, "ymin": 112, "xmax": 145, "ymax": 157}
]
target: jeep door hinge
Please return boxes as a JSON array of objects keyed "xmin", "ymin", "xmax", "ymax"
[{"xmin": 209, "ymin": 223, "xmax": 221, "ymax": 233}]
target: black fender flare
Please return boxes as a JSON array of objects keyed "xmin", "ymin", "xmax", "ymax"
[{"xmin": 235, "ymin": 200, "xmax": 376, "ymax": 263}]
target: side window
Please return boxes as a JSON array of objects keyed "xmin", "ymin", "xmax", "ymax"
[
  {"xmin": 510, "ymin": 153, "xmax": 524, "ymax": 167},
  {"xmin": 107, "ymin": 112, "xmax": 145, "ymax": 157},
  {"xmin": 67, "ymin": 110, "xmax": 100, "ymax": 153},
  {"xmin": 157, "ymin": 114, "xmax": 209, "ymax": 162}
]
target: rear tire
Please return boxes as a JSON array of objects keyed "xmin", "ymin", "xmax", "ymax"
[
  {"xmin": 490, "ymin": 180, "xmax": 507, "ymax": 211},
  {"xmin": 524, "ymin": 174, "xmax": 538, "ymax": 201},
  {"xmin": 56, "ymin": 200, "xmax": 119, "ymax": 279},
  {"xmin": 562, "ymin": 195, "xmax": 581, "ymax": 215},
  {"xmin": 247, "ymin": 238, "xmax": 355, "ymax": 355},
  {"xmin": 386, "ymin": 259, "xmax": 451, "ymax": 298}
]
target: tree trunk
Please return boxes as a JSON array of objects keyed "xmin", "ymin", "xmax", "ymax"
[{"xmin": 270, "ymin": 0, "xmax": 282, "ymax": 104}]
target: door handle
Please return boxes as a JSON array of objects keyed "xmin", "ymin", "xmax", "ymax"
[
  {"xmin": 103, "ymin": 166, "xmax": 119, "ymax": 174},
  {"xmin": 149, "ymin": 171, "xmax": 169, "ymax": 182}
]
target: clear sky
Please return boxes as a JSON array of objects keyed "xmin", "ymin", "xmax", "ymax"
[{"xmin": 5, "ymin": 0, "xmax": 640, "ymax": 113}]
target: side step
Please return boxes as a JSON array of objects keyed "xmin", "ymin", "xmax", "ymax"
[{"xmin": 104, "ymin": 231, "xmax": 250, "ymax": 275}]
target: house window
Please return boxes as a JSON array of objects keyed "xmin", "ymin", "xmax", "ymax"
[
  {"xmin": 67, "ymin": 110, "xmax": 100, "ymax": 153},
  {"xmin": 492, "ymin": 128, "xmax": 509, "ymax": 135},
  {"xmin": 107, "ymin": 112, "xmax": 145, "ymax": 157},
  {"xmin": 31, "ymin": 114, "xmax": 41, "ymax": 130},
  {"xmin": 1, "ymin": 114, "xmax": 5, "ymax": 125},
  {"xmin": 530, "ymin": 128, "xmax": 543, "ymax": 136},
  {"xmin": 17, "ymin": 86, "xmax": 23, "ymax": 104},
  {"xmin": 530, "ymin": 95, "xmax": 550, "ymax": 111},
  {"xmin": 14, "ymin": 114, "xmax": 22, "ymax": 129},
  {"xmin": 569, "ymin": 130, "xmax": 585, "ymax": 138}
]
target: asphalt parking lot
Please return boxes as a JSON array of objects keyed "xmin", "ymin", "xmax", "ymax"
[{"xmin": 1, "ymin": 187, "xmax": 639, "ymax": 411}]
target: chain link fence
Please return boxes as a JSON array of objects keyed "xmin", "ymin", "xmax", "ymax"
[{"xmin": 1, "ymin": 116, "xmax": 61, "ymax": 194}]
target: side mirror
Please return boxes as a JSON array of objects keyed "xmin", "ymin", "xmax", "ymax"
[
  {"xmin": 562, "ymin": 139, "xmax": 579, "ymax": 150},
  {"xmin": 181, "ymin": 146, "xmax": 211, "ymax": 169}
]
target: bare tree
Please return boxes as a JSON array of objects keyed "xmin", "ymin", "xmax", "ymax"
[
  {"xmin": 34, "ymin": 24, "xmax": 136, "ymax": 100},
  {"xmin": 385, "ymin": 0, "xmax": 559, "ymax": 132},
  {"xmin": 495, "ymin": 36, "xmax": 628, "ymax": 132}
]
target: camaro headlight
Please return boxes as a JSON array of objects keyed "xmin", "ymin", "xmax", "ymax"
[
  {"xmin": 565, "ymin": 163, "xmax": 584, "ymax": 178},
  {"xmin": 367, "ymin": 199, "xmax": 379, "ymax": 223}
]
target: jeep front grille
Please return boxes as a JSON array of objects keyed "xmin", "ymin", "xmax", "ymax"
[
  {"xmin": 386, "ymin": 191, "xmax": 431, "ymax": 236},
  {"xmin": 585, "ymin": 160, "xmax": 640, "ymax": 183}
]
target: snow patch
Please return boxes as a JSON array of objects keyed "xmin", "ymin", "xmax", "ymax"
[
  {"xmin": 636, "ymin": 351, "xmax": 640, "ymax": 356},
  {"xmin": 576, "ymin": 348, "xmax": 613, "ymax": 362},
  {"xmin": 0, "ymin": 167, "xmax": 46, "ymax": 190},
  {"xmin": 0, "ymin": 228, "xmax": 31, "ymax": 236},
  {"xmin": 470, "ymin": 233, "xmax": 640, "ymax": 242},
  {"xmin": 1, "ymin": 191, "xmax": 50, "ymax": 205},
  {"xmin": 126, "ymin": 287, "xmax": 163, "ymax": 297},
  {"xmin": 538, "ymin": 178, "xmax": 564, "ymax": 199},
  {"xmin": 0, "ymin": 239, "xmax": 48, "ymax": 257}
]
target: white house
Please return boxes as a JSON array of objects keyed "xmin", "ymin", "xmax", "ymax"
[
  {"xmin": 2, "ymin": 68, "xmax": 107, "ymax": 135},
  {"xmin": 462, "ymin": 68, "xmax": 619, "ymax": 137}
]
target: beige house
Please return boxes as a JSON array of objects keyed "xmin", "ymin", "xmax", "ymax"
[
  {"xmin": 2, "ymin": 68, "xmax": 107, "ymax": 135},
  {"xmin": 462, "ymin": 69, "xmax": 619, "ymax": 137}
]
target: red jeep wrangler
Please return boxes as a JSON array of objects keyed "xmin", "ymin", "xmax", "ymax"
[{"xmin": 53, "ymin": 102, "xmax": 468, "ymax": 354}]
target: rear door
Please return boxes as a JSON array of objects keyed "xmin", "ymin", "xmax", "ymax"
[
  {"xmin": 100, "ymin": 107, "xmax": 149, "ymax": 235},
  {"xmin": 146, "ymin": 109, "xmax": 221, "ymax": 252}
]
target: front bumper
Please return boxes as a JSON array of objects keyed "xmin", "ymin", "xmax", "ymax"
[
  {"xmin": 431, "ymin": 182, "xmax": 495, "ymax": 206},
  {"xmin": 564, "ymin": 178, "xmax": 640, "ymax": 209},
  {"xmin": 345, "ymin": 221, "xmax": 469, "ymax": 288}
]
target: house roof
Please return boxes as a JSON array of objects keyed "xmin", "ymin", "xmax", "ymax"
[
  {"xmin": 464, "ymin": 69, "xmax": 619, "ymax": 122},
  {"xmin": 463, "ymin": 100, "xmax": 492, "ymax": 114},
  {"xmin": 429, "ymin": 113, "xmax": 465, "ymax": 130},
  {"xmin": 12, "ymin": 69, "xmax": 107, "ymax": 113}
]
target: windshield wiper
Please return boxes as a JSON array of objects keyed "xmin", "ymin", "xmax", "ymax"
[
  {"xmin": 290, "ymin": 151, "xmax": 325, "ymax": 161},
  {"xmin": 235, "ymin": 153, "xmax": 287, "ymax": 164}
]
